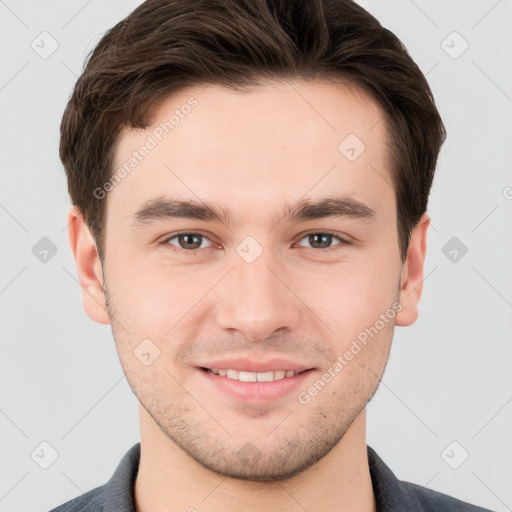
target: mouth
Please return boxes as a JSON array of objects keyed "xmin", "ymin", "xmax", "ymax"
[
  {"xmin": 199, "ymin": 367, "xmax": 308, "ymax": 382},
  {"xmin": 197, "ymin": 364, "xmax": 315, "ymax": 404}
]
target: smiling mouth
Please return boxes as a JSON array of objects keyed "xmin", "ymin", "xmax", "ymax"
[{"xmin": 199, "ymin": 367, "xmax": 309, "ymax": 382}]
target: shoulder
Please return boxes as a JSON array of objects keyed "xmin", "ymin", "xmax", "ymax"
[
  {"xmin": 47, "ymin": 442, "xmax": 140, "ymax": 512},
  {"xmin": 367, "ymin": 445, "xmax": 495, "ymax": 512},
  {"xmin": 401, "ymin": 480, "xmax": 496, "ymax": 511}
]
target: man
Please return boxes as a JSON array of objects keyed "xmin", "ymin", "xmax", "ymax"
[{"xmin": 50, "ymin": 0, "xmax": 494, "ymax": 510}]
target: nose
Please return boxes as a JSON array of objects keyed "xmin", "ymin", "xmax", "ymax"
[{"xmin": 214, "ymin": 251, "xmax": 302, "ymax": 342}]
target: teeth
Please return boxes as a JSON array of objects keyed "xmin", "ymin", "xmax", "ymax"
[
  {"xmin": 208, "ymin": 368, "xmax": 301, "ymax": 382},
  {"xmin": 227, "ymin": 369, "xmax": 238, "ymax": 380},
  {"xmin": 238, "ymin": 371, "xmax": 257, "ymax": 382},
  {"xmin": 256, "ymin": 371, "xmax": 274, "ymax": 382}
]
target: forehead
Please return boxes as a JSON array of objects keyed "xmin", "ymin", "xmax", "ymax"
[{"xmin": 110, "ymin": 79, "xmax": 394, "ymax": 227}]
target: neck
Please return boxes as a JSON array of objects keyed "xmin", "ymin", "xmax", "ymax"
[{"xmin": 134, "ymin": 406, "xmax": 376, "ymax": 512}]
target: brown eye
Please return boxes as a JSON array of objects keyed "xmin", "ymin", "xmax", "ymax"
[
  {"xmin": 165, "ymin": 233, "xmax": 212, "ymax": 252},
  {"xmin": 296, "ymin": 232, "xmax": 347, "ymax": 250}
]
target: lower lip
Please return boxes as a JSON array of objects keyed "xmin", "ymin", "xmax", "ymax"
[{"xmin": 198, "ymin": 368, "xmax": 314, "ymax": 404}]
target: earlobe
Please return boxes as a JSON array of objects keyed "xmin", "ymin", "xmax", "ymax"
[
  {"xmin": 67, "ymin": 206, "xmax": 111, "ymax": 325},
  {"xmin": 395, "ymin": 213, "xmax": 430, "ymax": 327}
]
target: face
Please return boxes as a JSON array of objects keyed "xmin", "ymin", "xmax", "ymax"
[{"xmin": 71, "ymin": 79, "xmax": 428, "ymax": 481}]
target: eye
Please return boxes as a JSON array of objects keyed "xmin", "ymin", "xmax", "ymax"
[
  {"xmin": 163, "ymin": 232, "xmax": 215, "ymax": 253},
  {"xmin": 294, "ymin": 232, "xmax": 349, "ymax": 251},
  {"xmin": 160, "ymin": 230, "xmax": 350, "ymax": 255}
]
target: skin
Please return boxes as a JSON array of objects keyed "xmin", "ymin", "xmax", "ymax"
[{"xmin": 68, "ymin": 79, "xmax": 429, "ymax": 512}]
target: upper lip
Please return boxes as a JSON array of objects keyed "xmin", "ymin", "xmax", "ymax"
[{"xmin": 198, "ymin": 357, "xmax": 313, "ymax": 373}]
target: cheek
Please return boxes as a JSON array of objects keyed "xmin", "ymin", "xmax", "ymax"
[
  {"xmin": 107, "ymin": 262, "xmax": 217, "ymax": 339},
  {"xmin": 302, "ymin": 259, "xmax": 399, "ymax": 336}
]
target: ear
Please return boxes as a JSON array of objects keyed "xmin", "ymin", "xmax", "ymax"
[
  {"xmin": 395, "ymin": 212, "xmax": 430, "ymax": 326},
  {"xmin": 67, "ymin": 205, "xmax": 111, "ymax": 324}
]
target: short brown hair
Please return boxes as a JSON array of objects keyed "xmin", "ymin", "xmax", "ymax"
[{"xmin": 60, "ymin": 0, "xmax": 446, "ymax": 262}]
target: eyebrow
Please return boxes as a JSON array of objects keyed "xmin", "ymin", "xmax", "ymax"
[{"xmin": 131, "ymin": 194, "xmax": 377, "ymax": 229}]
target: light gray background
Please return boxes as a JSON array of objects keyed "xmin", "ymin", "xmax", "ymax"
[{"xmin": 0, "ymin": 1, "xmax": 511, "ymax": 511}]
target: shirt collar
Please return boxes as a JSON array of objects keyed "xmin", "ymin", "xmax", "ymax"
[{"xmin": 367, "ymin": 445, "xmax": 425, "ymax": 511}]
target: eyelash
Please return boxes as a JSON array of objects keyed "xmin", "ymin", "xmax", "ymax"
[{"xmin": 160, "ymin": 231, "xmax": 350, "ymax": 255}]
